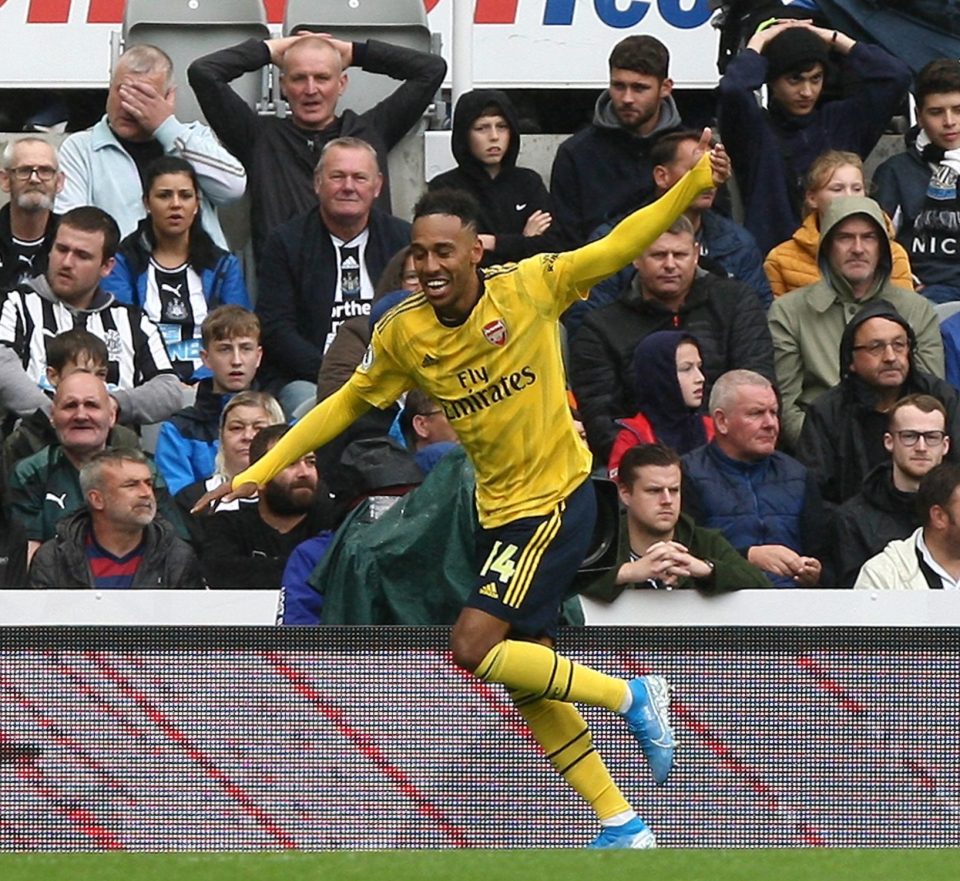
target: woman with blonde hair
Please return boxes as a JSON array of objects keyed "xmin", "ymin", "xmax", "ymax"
[{"xmin": 763, "ymin": 150, "xmax": 913, "ymax": 298}]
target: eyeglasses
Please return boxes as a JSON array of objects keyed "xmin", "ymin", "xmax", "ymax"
[
  {"xmin": 851, "ymin": 339, "xmax": 909, "ymax": 357},
  {"xmin": 8, "ymin": 165, "xmax": 58, "ymax": 182},
  {"xmin": 894, "ymin": 430, "xmax": 946, "ymax": 447}
]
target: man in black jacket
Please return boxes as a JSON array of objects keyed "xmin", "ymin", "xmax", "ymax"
[
  {"xmin": 570, "ymin": 216, "xmax": 774, "ymax": 461},
  {"xmin": 255, "ymin": 137, "xmax": 411, "ymax": 416},
  {"xmin": 796, "ymin": 299, "xmax": 960, "ymax": 507},
  {"xmin": 29, "ymin": 448, "xmax": 200, "ymax": 589},
  {"xmin": 832, "ymin": 394, "xmax": 951, "ymax": 587},
  {"xmin": 188, "ymin": 31, "xmax": 445, "ymax": 257}
]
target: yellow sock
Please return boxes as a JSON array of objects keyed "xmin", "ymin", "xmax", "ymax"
[
  {"xmin": 511, "ymin": 689, "xmax": 631, "ymax": 821},
  {"xmin": 474, "ymin": 639, "xmax": 628, "ymax": 712}
]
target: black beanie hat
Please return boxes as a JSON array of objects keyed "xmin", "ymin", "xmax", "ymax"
[{"xmin": 763, "ymin": 27, "xmax": 829, "ymax": 83}]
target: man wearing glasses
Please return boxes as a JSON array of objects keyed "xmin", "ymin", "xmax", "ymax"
[
  {"xmin": 0, "ymin": 138, "xmax": 63, "ymax": 292},
  {"xmin": 833, "ymin": 394, "xmax": 951, "ymax": 587},
  {"xmin": 769, "ymin": 196, "xmax": 944, "ymax": 449},
  {"xmin": 796, "ymin": 300, "xmax": 960, "ymax": 508}
]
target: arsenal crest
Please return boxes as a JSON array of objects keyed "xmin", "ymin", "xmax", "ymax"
[{"xmin": 482, "ymin": 319, "xmax": 508, "ymax": 347}]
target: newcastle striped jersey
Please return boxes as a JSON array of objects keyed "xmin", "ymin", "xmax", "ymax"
[{"xmin": 0, "ymin": 284, "xmax": 175, "ymax": 393}]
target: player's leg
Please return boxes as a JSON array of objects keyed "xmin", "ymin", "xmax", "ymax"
[{"xmin": 452, "ymin": 479, "xmax": 675, "ymax": 799}]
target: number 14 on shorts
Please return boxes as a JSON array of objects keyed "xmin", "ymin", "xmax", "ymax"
[{"xmin": 481, "ymin": 540, "xmax": 520, "ymax": 583}]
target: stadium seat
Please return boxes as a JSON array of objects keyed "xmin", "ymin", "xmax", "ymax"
[{"xmin": 120, "ymin": 0, "xmax": 271, "ymax": 125}]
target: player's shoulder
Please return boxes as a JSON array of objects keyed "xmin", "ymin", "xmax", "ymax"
[{"xmin": 373, "ymin": 291, "xmax": 431, "ymax": 335}]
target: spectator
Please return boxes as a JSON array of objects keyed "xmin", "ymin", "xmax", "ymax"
[
  {"xmin": 188, "ymin": 31, "xmax": 445, "ymax": 256},
  {"xmin": 428, "ymin": 89, "xmax": 560, "ymax": 264},
  {"xmin": 9, "ymin": 372, "xmax": 182, "ymax": 560},
  {"xmin": 576, "ymin": 129, "xmax": 767, "ymax": 333},
  {"xmin": 100, "ymin": 157, "xmax": 251, "ymax": 382},
  {"xmin": 550, "ymin": 35, "xmax": 683, "ymax": 247},
  {"xmin": 57, "ymin": 44, "xmax": 245, "ymax": 248},
  {"xmin": 717, "ymin": 19, "xmax": 910, "ymax": 254},
  {"xmin": 769, "ymin": 196, "xmax": 942, "ymax": 449},
  {"xmin": 255, "ymin": 137, "xmax": 411, "ymax": 417},
  {"xmin": 584, "ymin": 443, "xmax": 769, "ymax": 600},
  {"xmin": 856, "ymin": 462, "xmax": 960, "ymax": 589},
  {"xmin": 0, "ymin": 443, "xmax": 27, "ymax": 587},
  {"xmin": 29, "ymin": 448, "xmax": 201, "ymax": 589},
  {"xmin": 1, "ymin": 329, "xmax": 140, "ymax": 474},
  {"xmin": 607, "ymin": 331, "xmax": 715, "ymax": 479},
  {"xmin": 834, "ymin": 394, "xmax": 950, "ymax": 587},
  {"xmin": 399, "ymin": 388, "xmax": 460, "ymax": 474},
  {"xmin": 200, "ymin": 424, "xmax": 334, "ymax": 589},
  {"xmin": 571, "ymin": 215, "xmax": 773, "ymax": 461},
  {"xmin": 174, "ymin": 389, "xmax": 284, "ymax": 544},
  {"xmin": 316, "ymin": 245, "xmax": 419, "ymax": 403},
  {"xmin": 797, "ymin": 300, "xmax": 960, "ymax": 506},
  {"xmin": 764, "ymin": 150, "xmax": 913, "ymax": 298},
  {"xmin": 682, "ymin": 370, "xmax": 827, "ymax": 587},
  {"xmin": 154, "ymin": 306, "xmax": 262, "ymax": 496},
  {"xmin": 0, "ymin": 206, "xmax": 182, "ymax": 426},
  {"xmin": 874, "ymin": 59, "xmax": 960, "ymax": 304},
  {"xmin": 0, "ymin": 137, "xmax": 62, "ymax": 291}
]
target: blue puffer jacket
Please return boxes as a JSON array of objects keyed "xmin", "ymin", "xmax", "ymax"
[{"xmin": 682, "ymin": 442, "xmax": 815, "ymax": 588}]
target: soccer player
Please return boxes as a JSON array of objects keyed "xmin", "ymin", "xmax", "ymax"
[{"xmin": 196, "ymin": 131, "xmax": 727, "ymax": 848}]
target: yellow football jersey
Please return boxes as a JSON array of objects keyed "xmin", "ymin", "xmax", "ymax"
[{"xmin": 350, "ymin": 253, "xmax": 592, "ymax": 527}]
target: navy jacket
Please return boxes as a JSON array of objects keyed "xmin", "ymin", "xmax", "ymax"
[
  {"xmin": 717, "ymin": 42, "xmax": 910, "ymax": 254},
  {"xmin": 256, "ymin": 206, "xmax": 411, "ymax": 386}
]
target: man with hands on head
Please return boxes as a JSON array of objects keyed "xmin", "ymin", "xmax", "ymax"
[
  {"xmin": 188, "ymin": 29, "xmax": 446, "ymax": 256},
  {"xmin": 57, "ymin": 45, "xmax": 245, "ymax": 249}
]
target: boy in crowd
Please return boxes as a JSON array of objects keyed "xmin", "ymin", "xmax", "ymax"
[{"xmin": 154, "ymin": 305, "xmax": 262, "ymax": 495}]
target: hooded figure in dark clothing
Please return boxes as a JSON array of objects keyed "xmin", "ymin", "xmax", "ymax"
[
  {"xmin": 796, "ymin": 298, "xmax": 960, "ymax": 507},
  {"xmin": 428, "ymin": 89, "xmax": 561, "ymax": 266},
  {"xmin": 607, "ymin": 331, "xmax": 715, "ymax": 477}
]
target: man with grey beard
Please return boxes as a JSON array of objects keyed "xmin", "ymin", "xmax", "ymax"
[{"xmin": 0, "ymin": 138, "xmax": 62, "ymax": 291}]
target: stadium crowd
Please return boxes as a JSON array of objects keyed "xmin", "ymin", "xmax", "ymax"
[{"xmin": 3, "ymin": 12, "xmax": 960, "ymax": 602}]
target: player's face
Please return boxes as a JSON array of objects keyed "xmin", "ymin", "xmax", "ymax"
[
  {"xmin": 618, "ymin": 463, "xmax": 681, "ymax": 538},
  {"xmin": 849, "ymin": 317, "xmax": 909, "ymax": 390},
  {"xmin": 145, "ymin": 172, "xmax": 199, "ymax": 239},
  {"xmin": 653, "ymin": 137, "xmax": 714, "ymax": 210},
  {"xmin": 47, "ymin": 225, "xmax": 115, "ymax": 306},
  {"xmin": 828, "ymin": 216, "xmax": 881, "ymax": 291},
  {"xmin": 608, "ymin": 68, "xmax": 671, "ymax": 135},
  {"xmin": 0, "ymin": 140, "xmax": 63, "ymax": 213},
  {"xmin": 51, "ymin": 373, "xmax": 116, "ymax": 456},
  {"xmin": 282, "ymin": 43, "xmax": 346, "ymax": 131},
  {"xmin": 716, "ymin": 384, "xmax": 779, "ymax": 460},
  {"xmin": 918, "ymin": 91, "xmax": 960, "ymax": 152},
  {"xmin": 634, "ymin": 231, "xmax": 698, "ymax": 307},
  {"xmin": 201, "ymin": 336, "xmax": 262, "ymax": 394},
  {"xmin": 220, "ymin": 405, "xmax": 274, "ymax": 477},
  {"xmin": 675, "ymin": 341, "xmax": 705, "ymax": 409},
  {"xmin": 265, "ymin": 452, "xmax": 318, "ymax": 515},
  {"xmin": 884, "ymin": 405, "xmax": 949, "ymax": 482},
  {"xmin": 94, "ymin": 460, "xmax": 157, "ymax": 529},
  {"xmin": 410, "ymin": 212, "xmax": 484, "ymax": 322},
  {"xmin": 468, "ymin": 114, "xmax": 510, "ymax": 172},
  {"xmin": 804, "ymin": 164, "xmax": 865, "ymax": 216},
  {"xmin": 314, "ymin": 145, "xmax": 382, "ymax": 228},
  {"xmin": 769, "ymin": 64, "xmax": 824, "ymax": 116}
]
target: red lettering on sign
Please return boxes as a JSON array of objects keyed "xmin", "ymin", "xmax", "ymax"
[
  {"xmin": 475, "ymin": 0, "xmax": 519, "ymax": 24},
  {"xmin": 87, "ymin": 0, "xmax": 123, "ymax": 23},
  {"xmin": 264, "ymin": 0, "xmax": 286, "ymax": 24},
  {"xmin": 27, "ymin": 0, "xmax": 71, "ymax": 23}
]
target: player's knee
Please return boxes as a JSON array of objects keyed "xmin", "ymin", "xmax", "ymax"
[{"xmin": 450, "ymin": 625, "xmax": 494, "ymax": 674}]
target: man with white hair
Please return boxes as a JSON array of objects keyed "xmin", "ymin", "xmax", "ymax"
[
  {"xmin": 28, "ymin": 448, "xmax": 201, "ymax": 589},
  {"xmin": 0, "ymin": 137, "xmax": 63, "ymax": 291},
  {"xmin": 682, "ymin": 369, "xmax": 828, "ymax": 587},
  {"xmin": 57, "ymin": 44, "xmax": 246, "ymax": 248}
]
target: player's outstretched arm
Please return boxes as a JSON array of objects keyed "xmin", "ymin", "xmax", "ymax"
[
  {"xmin": 566, "ymin": 129, "xmax": 721, "ymax": 291},
  {"xmin": 190, "ymin": 383, "xmax": 372, "ymax": 513}
]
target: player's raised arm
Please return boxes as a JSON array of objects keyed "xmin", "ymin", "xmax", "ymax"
[{"xmin": 567, "ymin": 129, "xmax": 726, "ymax": 291}]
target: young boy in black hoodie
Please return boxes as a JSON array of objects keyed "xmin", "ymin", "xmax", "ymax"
[{"xmin": 428, "ymin": 89, "xmax": 561, "ymax": 265}]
